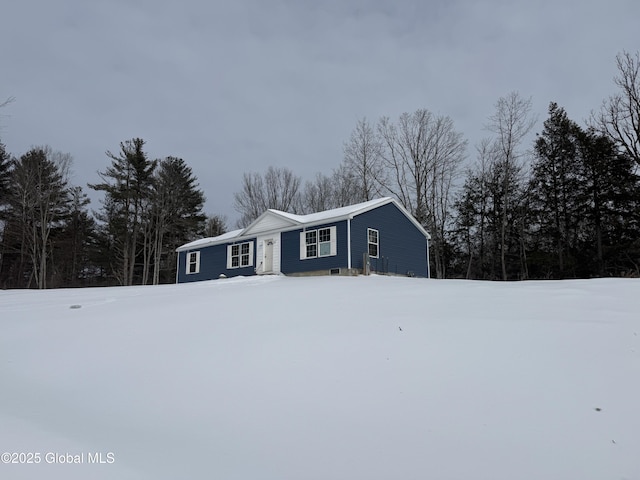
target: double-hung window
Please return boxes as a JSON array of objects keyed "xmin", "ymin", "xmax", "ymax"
[
  {"xmin": 305, "ymin": 230, "xmax": 317, "ymax": 258},
  {"xmin": 368, "ymin": 228, "xmax": 379, "ymax": 258},
  {"xmin": 318, "ymin": 228, "xmax": 332, "ymax": 256},
  {"xmin": 227, "ymin": 242, "xmax": 253, "ymax": 268},
  {"xmin": 186, "ymin": 251, "xmax": 200, "ymax": 274},
  {"xmin": 300, "ymin": 226, "xmax": 336, "ymax": 259}
]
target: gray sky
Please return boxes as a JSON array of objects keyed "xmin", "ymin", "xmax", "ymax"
[{"xmin": 2, "ymin": 0, "xmax": 638, "ymax": 225}]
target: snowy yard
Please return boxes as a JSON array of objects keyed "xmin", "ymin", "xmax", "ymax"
[{"xmin": 1, "ymin": 276, "xmax": 639, "ymax": 479}]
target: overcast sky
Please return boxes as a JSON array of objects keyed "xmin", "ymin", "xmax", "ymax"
[{"xmin": 1, "ymin": 0, "xmax": 638, "ymax": 225}]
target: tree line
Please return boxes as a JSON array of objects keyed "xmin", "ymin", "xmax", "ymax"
[
  {"xmin": 0, "ymin": 136, "xmax": 218, "ymax": 288},
  {"xmin": 1, "ymin": 51, "xmax": 638, "ymax": 287},
  {"xmin": 233, "ymin": 51, "xmax": 640, "ymax": 280}
]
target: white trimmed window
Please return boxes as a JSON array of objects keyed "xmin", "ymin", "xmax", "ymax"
[
  {"xmin": 186, "ymin": 251, "xmax": 200, "ymax": 274},
  {"xmin": 300, "ymin": 226, "xmax": 336, "ymax": 259},
  {"xmin": 368, "ymin": 228, "xmax": 379, "ymax": 258},
  {"xmin": 227, "ymin": 242, "xmax": 254, "ymax": 269}
]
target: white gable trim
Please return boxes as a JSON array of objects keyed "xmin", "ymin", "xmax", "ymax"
[{"xmin": 242, "ymin": 210, "xmax": 300, "ymax": 236}]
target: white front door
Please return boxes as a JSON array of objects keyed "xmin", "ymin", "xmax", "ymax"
[{"xmin": 263, "ymin": 239, "xmax": 274, "ymax": 273}]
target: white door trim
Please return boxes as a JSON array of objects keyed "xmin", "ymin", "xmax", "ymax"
[{"xmin": 256, "ymin": 233, "xmax": 281, "ymax": 274}]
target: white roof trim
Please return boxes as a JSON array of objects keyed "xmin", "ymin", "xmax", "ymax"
[
  {"xmin": 269, "ymin": 197, "xmax": 392, "ymax": 225},
  {"xmin": 240, "ymin": 209, "xmax": 301, "ymax": 236},
  {"xmin": 176, "ymin": 197, "xmax": 430, "ymax": 251},
  {"xmin": 176, "ymin": 229, "xmax": 244, "ymax": 252}
]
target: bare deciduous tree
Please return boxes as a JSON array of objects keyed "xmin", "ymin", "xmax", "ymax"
[
  {"xmin": 378, "ymin": 110, "xmax": 431, "ymax": 225},
  {"xmin": 378, "ymin": 109, "xmax": 467, "ymax": 278},
  {"xmin": 204, "ymin": 214, "xmax": 227, "ymax": 238},
  {"xmin": 425, "ymin": 115, "xmax": 467, "ymax": 278},
  {"xmin": 486, "ymin": 91, "xmax": 536, "ymax": 280},
  {"xmin": 592, "ymin": 50, "xmax": 640, "ymax": 168},
  {"xmin": 342, "ymin": 117, "xmax": 387, "ymax": 202},
  {"xmin": 301, "ymin": 172, "xmax": 337, "ymax": 213},
  {"xmin": 0, "ymin": 96, "xmax": 15, "ymax": 134},
  {"xmin": 329, "ymin": 164, "xmax": 362, "ymax": 208},
  {"xmin": 233, "ymin": 166, "xmax": 302, "ymax": 227}
]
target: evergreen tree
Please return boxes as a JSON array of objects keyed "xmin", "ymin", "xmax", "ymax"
[
  {"xmin": 147, "ymin": 157, "xmax": 206, "ymax": 284},
  {"xmin": 453, "ymin": 138, "xmax": 530, "ymax": 280},
  {"xmin": 575, "ymin": 129, "xmax": 640, "ymax": 276},
  {"xmin": 453, "ymin": 169, "xmax": 486, "ymax": 279},
  {"xmin": 90, "ymin": 138, "xmax": 157, "ymax": 285},
  {"xmin": 0, "ymin": 142, "xmax": 13, "ymax": 286},
  {"xmin": 529, "ymin": 103, "xmax": 583, "ymax": 277},
  {"xmin": 4, "ymin": 147, "xmax": 71, "ymax": 288},
  {"xmin": 529, "ymin": 105, "xmax": 640, "ymax": 278},
  {"xmin": 54, "ymin": 186, "xmax": 97, "ymax": 286},
  {"xmin": 0, "ymin": 142, "xmax": 10, "ymax": 206}
]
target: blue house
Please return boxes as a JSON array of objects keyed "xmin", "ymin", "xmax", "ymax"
[{"xmin": 176, "ymin": 197, "xmax": 430, "ymax": 283}]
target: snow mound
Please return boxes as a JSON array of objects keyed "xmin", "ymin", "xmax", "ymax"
[{"xmin": 1, "ymin": 276, "xmax": 639, "ymax": 479}]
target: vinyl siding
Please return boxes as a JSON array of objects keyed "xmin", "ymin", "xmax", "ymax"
[
  {"xmin": 280, "ymin": 221, "xmax": 349, "ymax": 274},
  {"xmin": 350, "ymin": 202, "xmax": 429, "ymax": 277},
  {"xmin": 176, "ymin": 240, "xmax": 256, "ymax": 282}
]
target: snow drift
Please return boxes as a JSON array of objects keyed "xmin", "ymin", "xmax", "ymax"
[{"xmin": 1, "ymin": 276, "xmax": 638, "ymax": 479}]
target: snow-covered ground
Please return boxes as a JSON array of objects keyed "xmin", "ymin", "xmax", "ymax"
[{"xmin": 1, "ymin": 275, "xmax": 639, "ymax": 480}]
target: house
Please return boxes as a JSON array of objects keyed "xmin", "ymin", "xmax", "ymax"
[{"xmin": 175, "ymin": 197, "xmax": 430, "ymax": 283}]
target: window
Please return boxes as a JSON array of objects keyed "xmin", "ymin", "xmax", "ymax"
[
  {"xmin": 231, "ymin": 245, "xmax": 240, "ymax": 267},
  {"xmin": 186, "ymin": 251, "xmax": 200, "ymax": 274},
  {"xmin": 305, "ymin": 230, "xmax": 317, "ymax": 258},
  {"xmin": 368, "ymin": 228, "xmax": 379, "ymax": 258},
  {"xmin": 318, "ymin": 228, "xmax": 331, "ymax": 256},
  {"xmin": 227, "ymin": 242, "xmax": 253, "ymax": 269},
  {"xmin": 300, "ymin": 226, "xmax": 336, "ymax": 259}
]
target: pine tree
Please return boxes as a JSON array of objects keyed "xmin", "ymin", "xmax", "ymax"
[
  {"xmin": 147, "ymin": 157, "xmax": 205, "ymax": 284},
  {"xmin": 54, "ymin": 186, "xmax": 97, "ymax": 286},
  {"xmin": 576, "ymin": 129, "xmax": 640, "ymax": 276},
  {"xmin": 0, "ymin": 142, "xmax": 13, "ymax": 286},
  {"xmin": 529, "ymin": 105, "xmax": 640, "ymax": 278},
  {"xmin": 5, "ymin": 147, "xmax": 71, "ymax": 288},
  {"xmin": 453, "ymin": 138, "xmax": 529, "ymax": 280},
  {"xmin": 90, "ymin": 138, "xmax": 157, "ymax": 285},
  {"xmin": 0, "ymin": 142, "xmax": 10, "ymax": 206},
  {"xmin": 529, "ymin": 103, "xmax": 583, "ymax": 277}
]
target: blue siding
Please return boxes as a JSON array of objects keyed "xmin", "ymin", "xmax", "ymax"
[
  {"xmin": 280, "ymin": 220, "xmax": 349, "ymax": 274},
  {"xmin": 350, "ymin": 203, "xmax": 429, "ymax": 277},
  {"xmin": 176, "ymin": 201, "xmax": 429, "ymax": 283},
  {"xmin": 176, "ymin": 240, "xmax": 256, "ymax": 283}
]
